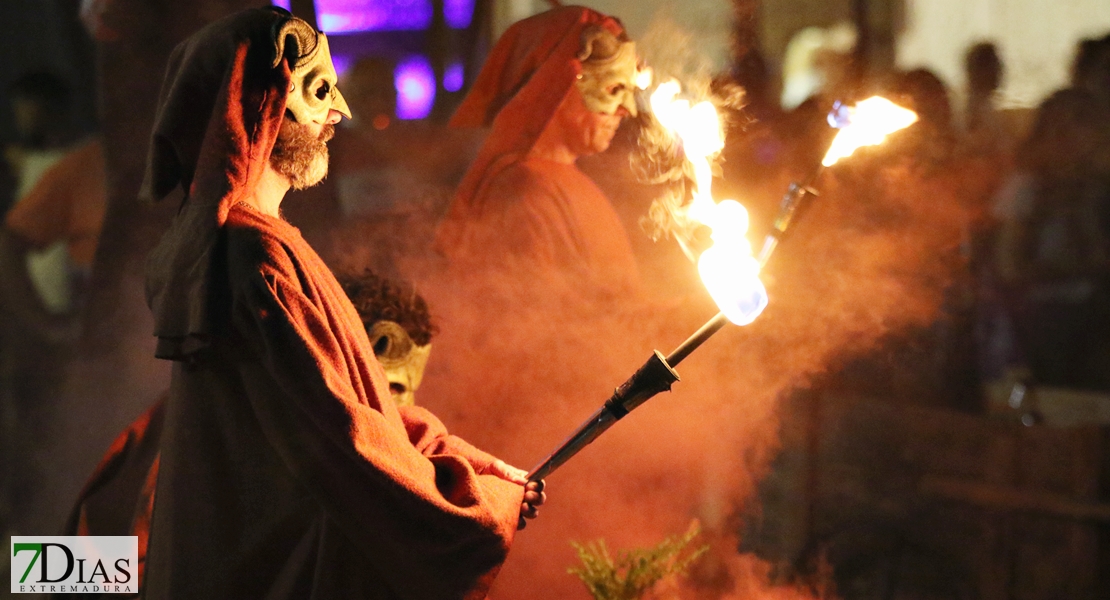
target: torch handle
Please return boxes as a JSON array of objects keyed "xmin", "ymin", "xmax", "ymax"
[
  {"xmin": 528, "ymin": 351, "xmax": 680, "ymax": 481},
  {"xmin": 527, "ymin": 406, "xmax": 619, "ymax": 481}
]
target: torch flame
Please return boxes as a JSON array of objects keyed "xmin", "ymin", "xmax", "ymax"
[
  {"xmin": 822, "ymin": 96, "xmax": 918, "ymax": 167},
  {"xmin": 649, "ymin": 80, "xmax": 769, "ymax": 326}
]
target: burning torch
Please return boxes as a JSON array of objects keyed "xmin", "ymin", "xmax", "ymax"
[{"xmin": 527, "ymin": 88, "xmax": 918, "ymax": 482}]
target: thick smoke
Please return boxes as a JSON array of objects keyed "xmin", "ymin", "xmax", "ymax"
[
  {"xmin": 388, "ymin": 127, "xmax": 969, "ymax": 600},
  {"xmin": 320, "ymin": 18, "xmax": 973, "ymax": 597}
]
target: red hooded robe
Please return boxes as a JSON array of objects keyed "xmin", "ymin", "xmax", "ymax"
[
  {"xmin": 139, "ymin": 9, "xmax": 522, "ymax": 599},
  {"xmin": 434, "ymin": 6, "xmax": 641, "ymax": 300}
]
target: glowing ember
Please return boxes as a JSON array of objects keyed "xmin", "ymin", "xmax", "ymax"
[
  {"xmin": 635, "ymin": 67, "xmax": 653, "ymax": 90},
  {"xmin": 822, "ymin": 96, "xmax": 918, "ymax": 167},
  {"xmin": 649, "ymin": 80, "xmax": 768, "ymax": 326}
]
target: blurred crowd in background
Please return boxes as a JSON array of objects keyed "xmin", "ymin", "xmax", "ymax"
[{"xmin": 714, "ymin": 30, "xmax": 1110, "ymax": 411}]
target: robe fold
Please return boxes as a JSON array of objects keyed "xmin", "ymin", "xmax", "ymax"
[
  {"xmin": 143, "ymin": 204, "xmax": 522, "ymax": 600},
  {"xmin": 441, "ymin": 156, "xmax": 640, "ymax": 297},
  {"xmin": 62, "ymin": 396, "xmax": 163, "ymax": 591}
]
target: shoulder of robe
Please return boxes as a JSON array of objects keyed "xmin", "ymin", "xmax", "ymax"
[
  {"xmin": 483, "ymin": 160, "xmax": 563, "ymax": 205},
  {"xmin": 223, "ymin": 214, "xmax": 302, "ymax": 291}
]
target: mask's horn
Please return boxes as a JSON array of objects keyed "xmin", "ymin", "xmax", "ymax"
[
  {"xmin": 578, "ymin": 24, "xmax": 622, "ymax": 62},
  {"xmin": 271, "ymin": 16, "xmax": 320, "ymax": 69}
]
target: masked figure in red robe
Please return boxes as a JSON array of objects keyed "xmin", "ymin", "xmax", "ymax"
[
  {"xmin": 138, "ymin": 8, "xmax": 541, "ymax": 599},
  {"xmin": 434, "ymin": 6, "xmax": 643, "ymax": 300},
  {"xmin": 61, "ymin": 269, "xmax": 444, "ymax": 594}
]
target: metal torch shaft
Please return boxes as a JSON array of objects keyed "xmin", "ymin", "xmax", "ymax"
[
  {"xmin": 527, "ymin": 166, "xmax": 826, "ymax": 482},
  {"xmin": 757, "ymin": 166, "xmax": 824, "ymax": 266},
  {"xmin": 526, "ymin": 407, "xmax": 619, "ymax": 482},
  {"xmin": 528, "ymin": 351, "xmax": 680, "ymax": 481},
  {"xmin": 665, "ymin": 312, "xmax": 730, "ymax": 366}
]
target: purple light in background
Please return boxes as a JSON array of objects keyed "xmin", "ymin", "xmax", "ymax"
[
  {"xmin": 314, "ymin": 0, "xmax": 432, "ymax": 33},
  {"xmin": 331, "ymin": 54, "xmax": 353, "ymax": 79},
  {"xmin": 444, "ymin": 0, "xmax": 475, "ymax": 28},
  {"xmin": 395, "ymin": 56, "xmax": 436, "ymax": 119},
  {"xmin": 443, "ymin": 62, "xmax": 464, "ymax": 92},
  {"xmin": 271, "ymin": 0, "xmax": 292, "ymax": 10}
]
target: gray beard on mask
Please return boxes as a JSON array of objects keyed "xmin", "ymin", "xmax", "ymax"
[{"xmin": 270, "ymin": 116, "xmax": 335, "ymax": 190}]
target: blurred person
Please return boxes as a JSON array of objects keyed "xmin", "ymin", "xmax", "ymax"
[
  {"xmin": 991, "ymin": 88, "xmax": 1110, "ymax": 390},
  {"xmin": 957, "ymin": 45, "xmax": 1027, "ymax": 395},
  {"xmin": 1072, "ymin": 35, "xmax": 1110, "ymax": 103},
  {"xmin": 1, "ymin": 71, "xmax": 82, "ymax": 316},
  {"xmin": 963, "ymin": 41, "xmax": 1018, "ymax": 157},
  {"xmin": 894, "ymin": 68, "xmax": 993, "ymax": 408},
  {"xmin": 1070, "ymin": 35, "xmax": 1110, "ymax": 178},
  {"xmin": 730, "ymin": 49, "xmax": 779, "ymax": 123},
  {"xmin": 965, "ymin": 43, "xmax": 1002, "ymax": 130},
  {"xmin": 137, "ymin": 8, "xmax": 541, "ymax": 598},
  {"xmin": 0, "ymin": 140, "xmax": 106, "ymax": 538},
  {"xmin": 958, "ymin": 44, "xmax": 1020, "ymax": 218},
  {"xmin": 0, "ymin": 72, "xmax": 87, "ymax": 542},
  {"xmin": 339, "ymin": 269, "xmax": 438, "ymax": 408},
  {"xmin": 888, "ymin": 68, "xmax": 957, "ymax": 170},
  {"xmin": 342, "ymin": 57, "xmax": 397, "ymax": 133},
  {"xmin": 433, "ymin": 6, "xmax": 643, "ymax": 300},
  {"xmin": 60, "ymin": 268, "xmax": 440, "ymax": 592},
  {"xmin": 2, "ymin": 138, "xmax": 107, "ymax": 317}
]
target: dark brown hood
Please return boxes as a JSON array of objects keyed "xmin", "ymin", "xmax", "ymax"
[{"xmin": 142, "ymin": 7, "xmax": 294, "ymax": 360}]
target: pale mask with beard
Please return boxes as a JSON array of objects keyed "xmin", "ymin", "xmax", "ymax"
[{"xmin": 269, "ymin": 15, "xmax": 350, "ymax": 189}]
